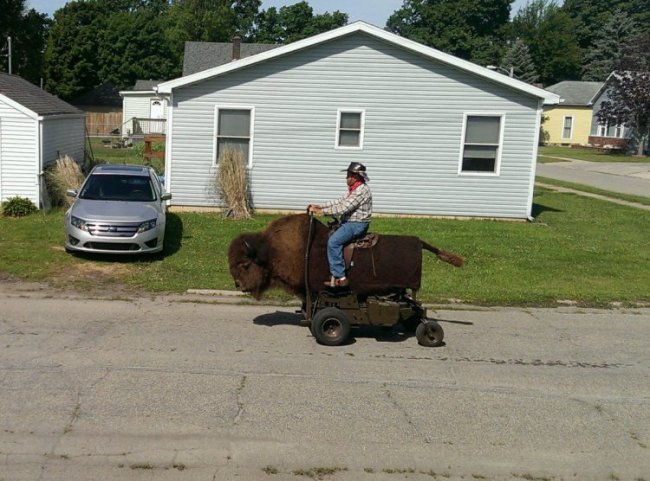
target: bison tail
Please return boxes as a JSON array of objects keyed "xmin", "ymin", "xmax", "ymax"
[{"xmin": 421, "ymin": 241, "xmax": 464, "ymax": 267}]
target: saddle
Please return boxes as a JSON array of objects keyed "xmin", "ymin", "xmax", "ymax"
[{"xmin": 343, "ymin": 233, "xmax": 379, "ymax": 272}]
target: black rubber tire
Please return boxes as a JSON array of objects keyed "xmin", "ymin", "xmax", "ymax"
[
  {"xmin": 415, "ymin": 320, "xmax": 444, "ymax": 347},
  {"xmin": 311, "ymin": 307, "xmax": 351, "ymax": 346}
]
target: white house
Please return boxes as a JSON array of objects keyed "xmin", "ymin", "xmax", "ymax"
[
  {"xmin": 0, "ymin": 73, "xmax": 86, "ymax": 208},
  {"xmin": 157, "ymin": 22, "xmax": 560, "ymax": 220},
  {"xmin": 119, "ymin": 41, "xmax": 279, "ymax": 138},
  {"xmin": 119, "ymin": 80, "xmax": 168, "ymax": 137}
]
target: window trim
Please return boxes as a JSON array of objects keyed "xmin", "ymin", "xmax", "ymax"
[
  {"xmin": 597, "ymin": 121, "xmax": 625, "ymax": 139},
  {"xmin": 335, "ymin": 109, "xmax": 365, "ymax": 150},
  {"xmin": 213, "ymin": 104, "xmax": 255, "ymax": 167},
  {"xmin": 458, "ymin": 112, "xmax": 505, "ymax": 176},
  {"xmin": 561, "ymin": 115, "xmax": 574, "ymax": 140}
]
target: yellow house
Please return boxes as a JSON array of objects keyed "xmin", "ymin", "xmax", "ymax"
[{"xmin": 542, "ymin": 81, "xmax": 603, "ymax": 146}]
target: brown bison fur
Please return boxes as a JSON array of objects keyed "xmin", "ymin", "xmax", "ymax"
[{"xmin": 228, "ymin": 213, "xmax": 463, "ymax": 300}]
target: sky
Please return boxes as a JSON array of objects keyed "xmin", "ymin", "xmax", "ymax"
[{"xmin": 27, "ymin": 0, "xmax": 536, "ymax": 25}]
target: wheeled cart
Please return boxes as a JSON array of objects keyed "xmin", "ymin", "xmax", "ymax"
[{"xmin": 302, "ymin": 214, "xmax": 444, "ymax": 347}]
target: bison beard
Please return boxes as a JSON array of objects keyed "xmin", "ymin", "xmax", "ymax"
[{"xmin": 228, "ymin": 214, "xmax": 463, "ymax": 300}]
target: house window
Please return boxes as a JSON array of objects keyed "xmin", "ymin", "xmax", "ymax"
[
  {"xmin": 460, "ymin": 114, "xmax": 503, "ymax": 173},
  {"xmin": 215, "ymin": 107, "xmax": 253, "ymax": 165},
  {"xmin": 614, "ymin": 124, "xmax": 624, "ymax": 138},
  {"xmin": 336, "ymin": 110, "xmax": 364, "ymax": 149},
  {"xmin": 597, "ymin": 121, "xmax": 624, "ymax": 138},
  {"xmin": 562, "ymin": 116, "xmax": 573, "ymax": 139}
]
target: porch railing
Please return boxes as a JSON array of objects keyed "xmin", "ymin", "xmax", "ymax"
[{"xmin": 122, "ymin": 117, "xmax": 167, "ymax": 138}]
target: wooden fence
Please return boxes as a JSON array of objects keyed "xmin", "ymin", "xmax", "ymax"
[{"xmin": 85, "ymin": 112, "xmax": 123, "ymax": 137}]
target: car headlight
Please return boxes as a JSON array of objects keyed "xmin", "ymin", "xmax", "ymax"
[
  {"xmin": 70, "ymin": 216, "xmax": 88, "ymax": 231},
  {"xmin": 138, "ymin": 219, "xmax": 157, "ymax": 233}
]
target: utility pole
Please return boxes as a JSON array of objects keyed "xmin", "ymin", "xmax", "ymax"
[{"xmin": 2, "ymin": 37, "xmax": 11, "ymax": 74}]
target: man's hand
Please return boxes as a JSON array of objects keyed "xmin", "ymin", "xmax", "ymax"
[{"xmin": 307, "ymin": 204, "xmax": 323, "ymax": 215}]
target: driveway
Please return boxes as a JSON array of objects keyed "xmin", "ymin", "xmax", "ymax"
[
  {"xmin": 1, "ymin": 282, "xmax": 649, "ymax": 481},
  {"xmin": 536, "ymin": 158, "xmax": 650, "ymax": 197}
]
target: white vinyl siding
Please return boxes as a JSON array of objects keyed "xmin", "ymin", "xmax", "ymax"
[
  {"xmin": 0, "ymin": 103, "xmax": 38, "ymax": 204},
  {"xmin": 336, "ymin": 109, "xmax": 364, "ymax": 149},
  {"xmin": 122, "ymin": 93, "xmax": 168, "ymax": 136},
  {"xmin": 41, "ymin": 116, "xmax": 85, "ymax": 166},
  {"xmin": 562, "ymin": 116, "xmax": 573, "ymax": 140},
  {"xmin": 168, "ymin": 32, "xmax": 541, "ymax": 218},
  {"xmin": 214, "ymin": 106, "xmax": 254, "ymax": 166}
]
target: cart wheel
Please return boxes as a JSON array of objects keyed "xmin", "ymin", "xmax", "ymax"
[
  {"xmin": 415, "ymin": 320, "xmax": 444, "ymax": 347},
  {"xmin": 311, "ymin": 307, "xmax": 351, "ymax": 346}
]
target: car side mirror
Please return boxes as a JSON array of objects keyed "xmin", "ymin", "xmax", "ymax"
[
  {"xmin": 66, "ymin": 189, "xmax": 78, "ymax": 198},
  {"xmin": 161, "ymin": 193, "xmax": 172, "ymax": 201}
]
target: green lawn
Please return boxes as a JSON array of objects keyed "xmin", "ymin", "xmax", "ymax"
[
  {"xmin": 539, "ymin": 145, "xmax": 650, "ymax": 163},
  {"xmin": 87, "ymin": 137, "xmax": 165, "ymax": 174},
  {"xmin": 2, "ymin": 186, "xmax": 649, "ymax": 307}
]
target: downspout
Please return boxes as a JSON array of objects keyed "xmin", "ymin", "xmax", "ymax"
[
  {"xmin": 526, "ymin": 100, "xmax": 544, "ymax": 221},
  {"xmin": 36, "ymin": 116, "xmax": 44, "ymax": 210},
  {"xmin": 154, "ymin": 84, "xmax": 173, "ymax": 201}
]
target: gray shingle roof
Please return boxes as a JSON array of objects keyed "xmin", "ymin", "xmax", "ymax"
[
  {"xmin": 132, "ymin": 79, "xmax": 165, "ymax": 91},
  {"xmin": 545, "ymin": 81, "xmax": 604, "ymax": 106},
  {"xmin": 0, "ymin": 73, "xmax": 83, "ymax": 116},
  {"xmin": 182, "ymin": 41, "xmax": 279, "ymax": 76}
]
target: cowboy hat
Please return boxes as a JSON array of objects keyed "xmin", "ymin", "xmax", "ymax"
[{"xmin": 341, "ymin": 162, "xmax": 369, "ymax": 181}]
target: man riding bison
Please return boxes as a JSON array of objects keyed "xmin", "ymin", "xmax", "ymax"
[
  {"xmin": 228, "ymin": 162, "xmax": 463, "ymax": 299},
  {"xmin": 228, "ymin": 162, "xmax": 463, "ymax": 346}
]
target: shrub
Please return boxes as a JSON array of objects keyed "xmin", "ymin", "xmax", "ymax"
[
  {"xmin": 216, "ymin": 148, "xmax": 252, "ymax": 219},
  {"xmin": 45, "ymin": 155, "xmax": 85, "ymax": 207},
  {"xmin": 2, "ymin": 196, "xmax": 38, "ymax": 217}
]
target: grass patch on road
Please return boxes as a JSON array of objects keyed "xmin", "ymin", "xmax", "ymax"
[
  {"xmin": 539, "ymin": 145, "xmax": 650, "ymax": 163},
  {"xmin": 2, "ymin": 186, "xmax": 650, "ymax": 306},
  {"xmin": 537, "ymin": 176, "xmax": 650, "ymax": 206}
]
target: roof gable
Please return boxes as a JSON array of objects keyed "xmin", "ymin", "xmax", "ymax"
[
  {"xmin": 0, "ymin": 73, "xmax": 83, "ymax": 117},
  {"xmin": 158, "ymin": 22, "xmax": 560, "ymax": 104},
  {"xmin": 545, "ymin": 81, "xmax": 604, "ymax": 106}
]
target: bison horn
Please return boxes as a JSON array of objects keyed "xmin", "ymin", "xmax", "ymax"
[{"xmin": 243, "ymin": 239, "xmax": 255, "ymax": 257}]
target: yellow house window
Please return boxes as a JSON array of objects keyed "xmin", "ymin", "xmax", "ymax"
[{"xmin": 562, "ymin": 116, "xmax": 573, "ymax": 140}]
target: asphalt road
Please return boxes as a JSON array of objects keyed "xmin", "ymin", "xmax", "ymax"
[
  {"xmin": 536, "ymin": 159, "xmax": 650, "ymax": 197},
  {"xmin": 1, "ymin": 283, "xmax": 649, "ymax": 481}
]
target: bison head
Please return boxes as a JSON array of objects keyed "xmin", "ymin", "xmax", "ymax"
[{"xmin": 228, "ymin": 233, "xmax": 272, "ymax": 299}]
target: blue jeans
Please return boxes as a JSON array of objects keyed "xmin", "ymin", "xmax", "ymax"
[{"xmin": 327, "ymin": 221, "xmax": 370, "ymax": 278}]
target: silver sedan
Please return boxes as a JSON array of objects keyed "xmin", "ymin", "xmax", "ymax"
[{"xmin": 64, "ymin": 164, "xmax": 171, "ymax": 254}]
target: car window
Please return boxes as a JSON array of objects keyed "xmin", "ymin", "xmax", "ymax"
[{"xmin": 80, "ymin": 174, "xmax": 156, "ymax": 202}]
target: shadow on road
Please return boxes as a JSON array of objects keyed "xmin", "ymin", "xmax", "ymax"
[{"xmin": 253, "ymin": 310, "xmax": 304, "ymax": 327}]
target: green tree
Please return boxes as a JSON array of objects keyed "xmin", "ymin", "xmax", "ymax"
[
  {"xmin": 386, "ymin": 0, "xmax": 512, "ymax": 64},
  {"xmin": 163, "ymin": 0, "xmax": 262, "ymax": 70},
  {"xmin": 562, "ymin": 0, "xmax": 649, "ymax": 52},
  {"xmin": 0, "ymin": 0, "xmax": 49, "ymax": 83},
  {"xmin": 511, "ymin": 0, "xmax": 581, "ymax": 85},
  {"xmin": 253, "ymin": 1, "xmax": 347, "ymax": 44},
  {"xmin": 99, "ymin": 8, "xmax": 178, "ymax": 88},
  {"xmin": 500, "ymin": 39, "xmax": 539, "ymax": 84},
  {"xmin": 43, "ymin": 1, "xmax": 105, "ymax": 99},
  {"xmin": 581, "ymin": 10, "xmax": 638, "ymax": 81}
]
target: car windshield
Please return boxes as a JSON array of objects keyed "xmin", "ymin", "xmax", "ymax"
[{"xmin": 79, "ymin": 174, "xmax": 156, "ymax": 202}]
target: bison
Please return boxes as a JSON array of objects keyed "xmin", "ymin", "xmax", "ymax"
[{"xmin": 228, "ymin": 214, "xmax": 463, "ymax": 300}]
